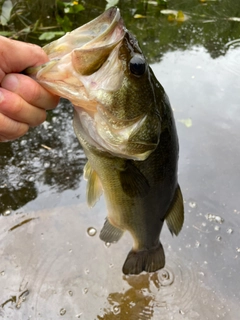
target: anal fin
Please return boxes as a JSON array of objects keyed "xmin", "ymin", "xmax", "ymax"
[
  {"xmin": 122, "ymin": 242, "xmax": 165, "ymax": 275},
  {"xmin": 165, "ymin": 184, "xmax": 184, "ymax": 236},
  {"xmin": 99, "ymin": 218, "xmax": 124, "ymax": 243}
]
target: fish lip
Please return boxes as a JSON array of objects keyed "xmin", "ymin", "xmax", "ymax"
[
  {"xmin": 25, "ymin": 8, "xmax": 126, "ymax": 110},
  {"xmin": 43, "ymin": 7, "xmax": 126, "ymax": 59},
  {"xmin": 80, "ymin": 7, "xmax": 125, "ymax": 49}
]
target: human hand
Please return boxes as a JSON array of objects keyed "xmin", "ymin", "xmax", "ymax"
[{"xmin": 0, "ymin": 36, "xmax": 59, "ymax": 142}]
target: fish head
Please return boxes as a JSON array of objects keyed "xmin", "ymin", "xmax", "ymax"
[{"xmin": 28, "ymin": 8, "xmax": 161, "ymax": 160}]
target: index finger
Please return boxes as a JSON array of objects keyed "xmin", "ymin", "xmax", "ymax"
[{"xmin": 0, "ymin": 36, "xmax": 48, "ymax": 75}]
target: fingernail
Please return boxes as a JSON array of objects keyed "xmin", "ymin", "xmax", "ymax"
[{"xmin": 1, "ymin": 74, "xmax": 19, "ymax": 92}]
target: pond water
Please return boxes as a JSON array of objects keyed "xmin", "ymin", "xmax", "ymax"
[{"xmin": 0, "ymin": 1, "xmax": 240, "ymax": 319}]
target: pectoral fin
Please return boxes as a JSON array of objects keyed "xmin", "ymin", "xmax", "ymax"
[
  {"xmin": 119, "ymin": 161, "xmax": 150, "ymax": 198},
  {"xmin": 99, "ymin": 218, "xmax": 124, "ymax": 243},
  {"xmin": 165, "ymin": 185, "xmax": 184, "ymax": 236},
  {"xmin": 84, "ymin": 161, "xmax": 102, "ymax": 207}
]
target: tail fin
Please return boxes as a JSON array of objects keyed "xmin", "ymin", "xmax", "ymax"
[{"xmin": 122, "ymin": 243, "xmax": 165, "ymax": 275}]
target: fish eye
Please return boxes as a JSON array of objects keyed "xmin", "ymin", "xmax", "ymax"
[{"xmin": 129, "ymin": 54, "xmax": 146, "ymax": 76}]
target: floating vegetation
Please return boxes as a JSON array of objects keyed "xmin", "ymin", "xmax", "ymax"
[
  {"xmin": 161, "ymin": 9, "xmax": 189, "ymax": 22},
  {"xmin": 178, "ymin": 119, "xmax": 193, "ymax": 128}
]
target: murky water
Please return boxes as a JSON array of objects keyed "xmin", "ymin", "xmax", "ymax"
[{"xmin": 0, "ymin": 1, "xmax": 240, "ymax": 319}]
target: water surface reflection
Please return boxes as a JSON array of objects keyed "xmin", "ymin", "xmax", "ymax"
[{"xmin": 1, "ymin": 1, "xmax": 240, "ymax": 319}]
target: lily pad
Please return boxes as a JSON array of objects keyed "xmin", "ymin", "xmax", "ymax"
[{"xmin": 161, "ymin": 9, "xmax": 189, "ymax": 22}]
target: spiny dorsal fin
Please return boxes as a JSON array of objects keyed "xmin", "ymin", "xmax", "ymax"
[
  {"xmin": 119, "ymin": 161, "xmax": 150, "ymax": 198},
  {"xmin": 84, "ymin": 161, "xmax": 102, "ymax": 207},
  {"xmin": 165, "ymin": 185, "xmax": 184, "ymax": 236},
  {"xmin": 99, "ymin": 218, "xmax": 124, "ymax": 243}
]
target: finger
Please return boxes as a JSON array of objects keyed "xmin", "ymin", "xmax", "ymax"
[
  {"xmin": 0, "ymin": 112, "xmax": 29, "ymax": 142},
  {"xmin": 0, "ymin": 88, "xmax": 47, "ymax": 127},
  {"xmin": 0, "ymin": 36, "xmax": 49, "ymax": 75},
  {"xmin": 1, "ymin": 74, "xmax": 59, "ymax": 110}
]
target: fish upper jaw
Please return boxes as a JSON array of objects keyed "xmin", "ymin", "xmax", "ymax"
[{"xmin": 25, "ymin": 7, "xmax": 126, "ymax": 112}]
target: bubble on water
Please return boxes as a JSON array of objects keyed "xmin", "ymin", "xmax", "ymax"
[
  {"xmin": 216, "ymin": 235, "xmax": 222, "ymax": 241},
  {"xmin": 205, "ymin": 213, "xmax": 224, "ymax": 223},
  {"xmin": 18, "ymin": 181, "xmax": 24, "ymax": 187},
  {"xmin": 0, "ymin": 271, "xmax": 5, "ymax": 276},
  {"xmin": 60, "ymin": 308, "xmax": 66, "ymax": 316},
  {"xmin": 158, "ymin": 268, "xmax": 174, "ymax": 286},
  {"xmin": 236, "ymin": 247, "xmax": 240, "ymax": 253},
  {"xmin": 20, "ymin": 140, "xmax": 27, "ymax": 146},
  {"xmin": 227, "ymin": 228, "xmax": 233, "ymax": 234},
  {"xmin": 28, "ymin": 176, "xmax": 34, "ymax": 182},
  {"xmin": 75, "ymin": 313, "xmax": 82, "ymax": 318},
  {"xmin": 87, "ymin": 227, "xmax": 97, "ymax": 236},
  {"xmin": 68, "ymin": 290, "xmax": 73, "ymax": 296},
  {"xmin": 82, "ymin": 288, "xmax": 88, "ymax": 294},
  {"xmin": 109, "ymin": 263, "xmax": 114, "ymax": 268},
  {"xmin": 179, "ymin": 309, "xmax": 185, "ymax": 315},
  {"xmin": 105, "ymin": 242, "xmax": 111, "ymax": 248},
  {"xmin": 113, "ymin": 305, "xmax": 120, "ymax": 315},
  {"xmin": 84, "ymin": 268, "xmax": 89, "ymax": 275},
  {"xmin": 195, "ymin": 241, "xmax": 201, "ymax": 248},
  {"xmin": 215, "ymin": 216, "xmax": 224, "ymax": 223},
  {"xmin": 214, "ymin": 225, "xmax": 220, "ymax": 231},
  {"xmin": 189, "ymin": 201, "xmax": 196, "ymax": 208},
  {"xmin": 44, "ymin": 162, "xmax": 51, "ymax": 168},
  {"xmin": 3, "ymin": 209, "xmax": 11, "ymax": 216},
  {"xmin": 202, "ymin": 222, "xmax": 207, "ymax": 227}
]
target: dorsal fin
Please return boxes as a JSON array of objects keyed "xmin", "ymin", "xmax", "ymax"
[
  {"xmin": 83, "ymin": 161, "xmax": 102, "ymax": 207},
  {"xmin": 165, "ymin": 185, "xmax": 184, "ymax": 236}
]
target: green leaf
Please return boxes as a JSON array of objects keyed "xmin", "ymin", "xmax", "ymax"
[
  {"xmin": 0, "ymin": 0, "xmax": 13, "ymax": 26},
  {"xmin": 56, "ymin": 15, "xmax": 72, "ymax": 32},
  {"xmin": 0, "ymin": 30, "xmax": 13, "ymax": 36},
  {"xmin": 105, "ymin": 0, "xmax": 119, "ymax": 10},
  {"xmin": 64, "ymin": 4, "xmax": 85, "ymax": 14},
  {"xmin": 39, "ymin": 31, "xmax": 65, "ymax": 41}
]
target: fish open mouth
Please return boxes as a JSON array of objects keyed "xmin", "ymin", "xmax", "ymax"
[
  {"xmin": 26, "ymin": 7, "xmax": 126, "ymax": 109},
  {"xmin": 45, "ymin": 7, "xmax": 125, "ymax": 58},
  {"xmin": 26, "ymin": 8, "xmax": 158, "ymax": 160}
]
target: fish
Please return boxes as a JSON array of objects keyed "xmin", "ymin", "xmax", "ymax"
[{"xmin": 26, "ymin": 7, "xmax": 184, "ymax": 275}]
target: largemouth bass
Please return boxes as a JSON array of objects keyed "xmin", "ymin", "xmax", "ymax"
[{"xmin": 27, "ymin": 7, "xmax": 184, "ymax": 275}]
